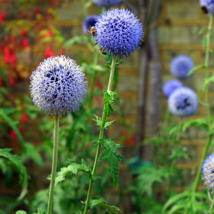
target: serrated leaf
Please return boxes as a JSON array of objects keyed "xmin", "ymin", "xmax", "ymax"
[
  {"xmin": 0, "ymin": 109, "xmax": 25, "ymax": 150},
  {"xmin": 0, "ymin": 149, "xmax": 27, "ymax": 186},
  {"xmin": 103, "ymin": 90, "xmax": 117, "ymax": 125},
  {"xmin": 91, "ymin": 198, "xmax": 122, "ymax": 214},
  {"xmin": 99, "ymin": 138, "xmax": 124, "ymax": 187},
  {"xmin": 93, "ymin": 114, "xmax": 115, "ymax": 130},
  {"xmin": 51, "ymin": 159, "xmax": 91, "ymax": 187},
  {"xmin": 187, "ymin": 64, "xmax": 205, "ymax": 76},
  {"xmin": 16, "ymin": 211, "xmax": 27, "ymax": 214}
]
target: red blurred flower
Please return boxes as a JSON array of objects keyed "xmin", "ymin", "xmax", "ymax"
[
  {"xmin": 125, "ymin": 134, "xmax": 136, "ymax": 146},
  {"xmin": 121, "ymin": 130, "xmax": 127, "ymax": 136},
  {"xmin": 10, "ymin": 129, "xmax": 17, "ymax": 139},
  {"xmin": 45, "ymin": 46, "xmax": 54, "ymax": 58},
  {"xmin": 20, "ymin": 29, "xmax": 27, "ymax": 36},
  {"xmin": 3, "ymin": 46, "xmax": 10, "ymax": 63},
  {"xmin": 9, "ymin": 77, "xmax": 15, "ymax": 86},
  {"xmin": 20, "ymin": 37, "xmax": 29, "ymax": 48},
  {"xmin": 59, "ymin": 49, "xmax": 65, "ymax": 56},
  {"xmin": 35, "ymin": 7, "xmax": 42, "ymax": 15},
  {"xmin": 0, "ymin": 12, "xmax": 5, "ymax": 23},
  {"xmin": 0, "ymin": 76, "xmax": 2, "ymax": 85},
  {"xmin": 10, "ymin": 36, "xmax": 16, "ymax": 44},
  {"xmin": 20, "ymin": 114, "xmax": 28, "ymax": 123},
  {"xmin": 44, "ymin": 30, "xmax": 52, "ymax": 38}
]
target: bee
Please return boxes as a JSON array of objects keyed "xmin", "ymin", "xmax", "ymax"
[
  {"xmin": 201, "ymin": 6, "xmax": 208, "ymax": 14},
  {"xmin": 86, "ymin": 26, "xmax": 96, "ymax": 36},
  {"xmin": 99, "ymin": 48, "xmax": 107, "ymax": 55}
]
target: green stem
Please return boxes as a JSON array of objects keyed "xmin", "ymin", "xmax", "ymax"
[
  {"xmin": 191, "ymin": 14, "xmax": 213, "ymax": 194},
  {"xmin": 205, "ymin": 14, "xmax": 213, "ymax": 126},
  {"xmin": 89, "ymin": 51, "xmax": 99, "ymax": 111},
  {"xmin": 47, "ymin": 115, "xmax": 59, "ymax": 214},
  {"xmin": 83, "ymin": 57, "xmax": 117, "ymax": 214}
]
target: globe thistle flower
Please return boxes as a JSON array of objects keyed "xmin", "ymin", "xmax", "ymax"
[
  {"xmin": 93, "ymin": 0, "xmax": 122, "ymax": 8},
  {"xmin": 94, "ymin": 8, "xmax": 143, "ymax": 58},
  {"xmin": 202, "ymin": 154, "xmax": 214, "ymax": 192},
  {"xmin": 168, "ymin": 87, "xmax": 198, "ymax": 117},
  {"xmin": 162, "ymin": 80, "xmax": 183, "ymax": 98},
  {"xmin": 30, "ymin": 55, "xmax": 87, "ymax": 116},
  {"xmin": 82, "ymin": 15, "xmax": 99, "ymax": 33},
  {"xmin": 199, "ymin": 0, "xmax": 214, "ymax": 14},
  {"xmin": 170, "ymin": 55, "xmax": 194, "ymax": 79}
]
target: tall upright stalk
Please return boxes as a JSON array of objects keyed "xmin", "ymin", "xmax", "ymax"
[
  {"xmin": 47, "ymin": 115, "xmax": 59, "ymax": 214},
  {"xmin": 191, "ymin": 14, "xmax": 213, "ymax": 193},
  {"xmin": 83, "ymin": 57, "xmax": 117, "ymax": 214}
]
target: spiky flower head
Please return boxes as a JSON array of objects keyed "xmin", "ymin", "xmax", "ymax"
[
  {"xmin": 170, "ymin": 55, "xmax": 194, "ymax": 79},
  {"xmin": 168, "ymin": 87, "xmax": 198, "ymax": 117},
  {"xmin": 30, "ymin": 55, "xmax": 87, "ymax": 116},
  {"xmin": 94, "ymin": 8, "xmax": 143, "ymax": 58},
  {"xmin": 93, "ymin": 0, "xmax": 122, "ymax": 8},
  {"xmin": 199, "ymin": 0, "xmax": 214, "ymax": 14},
  {"xmin": 83, "ymin": 15, "xmax": 99, "ymax": 33},
  {"xmin": 202, "ymin": 154, "xmax": 214, "ymax": 192},
  {"xmin": 162, "ymin": 80, "xmax": 183, "ymax": 98}
]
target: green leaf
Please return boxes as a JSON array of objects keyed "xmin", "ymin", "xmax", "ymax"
[
  {"xmin": 93, "ymin": 114, "xmax": 115, "ymax": 130},
  {"xmin": 16, "ymin": 211, "xmax": 27, "ymax": 214},
  {"xmin": 187, "ymin": 64, "xmax": 205, "ymax": 76},
  {"xmin": 64, "ymin": 36, "xmax": 92, "ymax": 48},
  {"xmin": 99, "ymin": 138, "xmax": 124, "ymax": 187},
  {"xmin": 0, "ymin": 109, "xmax": 25, "ymax": 150},
  {"xmin": 135, "ymin": 166, "xmax": 170, "ymax": 197},
  {"xmin": 198, "ymin": 27, "xmax": 209, "ymax": 34},
  {"xmin": 91, "ymin": 198, "xmax": 122, "ymax": 214},
  {"xmin": 0, "ymin": 149, "xmax": 27, "ymax": 186},
  {"xmin": 0, "ymin": 69, "xmax": 10, "ymax": 89},
  {"xmin": 33, "ymin": 209, "xmax": 45, "ymax": 214},
  {"xmin": 103, "ymin": 90, "xmax": 117, "ymax": 125},
  {"xmin": 202, "ymin": 73, "xmax": 214, "ymax": 91},
  {"xmin": 181, "ymin": 118, "xmax": 208, "ymax": 131},
  {"xmin": 51, "ymin": 159, "xmax": 91, "ymax": 187},
  {"xmin": 0, "ymin": 209, "xmax": 6, "ymax": 214}
]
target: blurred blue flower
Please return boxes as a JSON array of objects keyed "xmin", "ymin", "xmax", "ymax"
[
  {"xmin": 93, "ymin": 0, "xmax": 122, "ymax": 8},
  {"xmin": 83, "ymin": 15, "xmax": 99, "ymax": 33},
  {"xmin": 162, "ymin": 80, "xmax": 183, "ymax": 98},
  {"xmin": 170, "ymin": 55, "xmax": 194, "ymax": 79},
  {"xmin": 202, "ymin": 154, "xmax": 214, "ymax": 192},
  {"xmin": 168, "ymin": 87, "xmax": 198, "ymax": 117},
  {"xmin": 94, "ymin": 8, "xmax": 143, "ymax": 58},
  {"xmin": 30, "ymin": 55, "xmax": 87, "ymax": 116},
  {"xmin": 200, "ymin": 0, "xmax": 214, "ymax": 14}
]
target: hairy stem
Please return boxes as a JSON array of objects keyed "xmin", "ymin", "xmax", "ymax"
[
  {"xmin": 47, "ymin": 115, "xmax": 59, "ymax": 214},
  {"xmin": 83, "ymin": 57, "xmax": 117, "ymax": 214}
]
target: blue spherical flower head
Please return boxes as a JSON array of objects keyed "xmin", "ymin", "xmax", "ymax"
[
  {"xmin": 94, "ymin": 8, "xmax": 143, "ymax": 58},
  {"xmin": 200, "ymin": 0, "xmax": 214, "ymax": 14},
  {"xmin": 168, "ymin": 87, "xmax": 198, "ymax": 117},
  {"xmin": 30, "ymin": 55, "xmax": 87, "ymax": 116},
  {"xmin": 162, "ymin": 80, "xmax": 183, "ymax": 98},
  {"xmin": 202, "ymin": 154, "xmax": 214, "ymax": 192},
  {"xmin": 93, "ymin": 0, "xmax": 122, "ymax": 8},
  {"xmin": 170, "ymin": 55, "xmax": 194, "ymax": 79},
  {"xmin": 83, "ymin": 15, "xmax": 99, "ymax": 33}
]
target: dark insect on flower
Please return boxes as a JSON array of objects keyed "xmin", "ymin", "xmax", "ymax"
[
  {"xmin": 83, "ymin": 15, "xmax": 99, "ymax": 34},
  {"xmin": 202, "ymin": 154, "xmax": 214, "ymax": 192},
  {"xmin": 99, "ymin": 48, "xmax": 107, "ymax": 55},
  {"xmin": 29, "ymin": 55, "xmax": 87, "ymax": 116},
  {"xmin": 200, "ymin": 0, "xmax": 214, "ymax": 14},
  {"xmin": 168, "ymin": 87, "xmax": 198, "ymax": 117},
  {"xmin": 90, "ymin": 26, "xmax": 96, "ymax": 36},
  {"xmin": 162, "ymin": 80, "xmax": 183, "ymax": 98}
]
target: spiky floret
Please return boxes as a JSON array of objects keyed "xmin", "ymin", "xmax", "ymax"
[
  {"xmin": 83, "ymin": 15, "xmax": 99, "ymax": 33},
  {"xmin": 93, "ymin": 0, "xmax": 122, "ymax": 8},
  {"xmin": 168, "ymin": 87, "xmax": 198, "ymax": 117},
  {"xmin": 202, "ymin": 154, "xmax": 214, "ymax": 192},
  {"xmin": 200, "ymin": 0, "xmax": 214, "ymax": 14},
  {"xmin": 30, "ymin": 55, "xmax": 87, "ymax": 116},
  {"xmin": 170, "ymin": 55, "xmax": 194, "ymax": 79},
  {"xmin": 94, "ymin": 8, "xmax": 143, "ymax": 58},
  {"xmin": 162, "ymin": 80, "xmax": 183, "ymax": 98}
]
